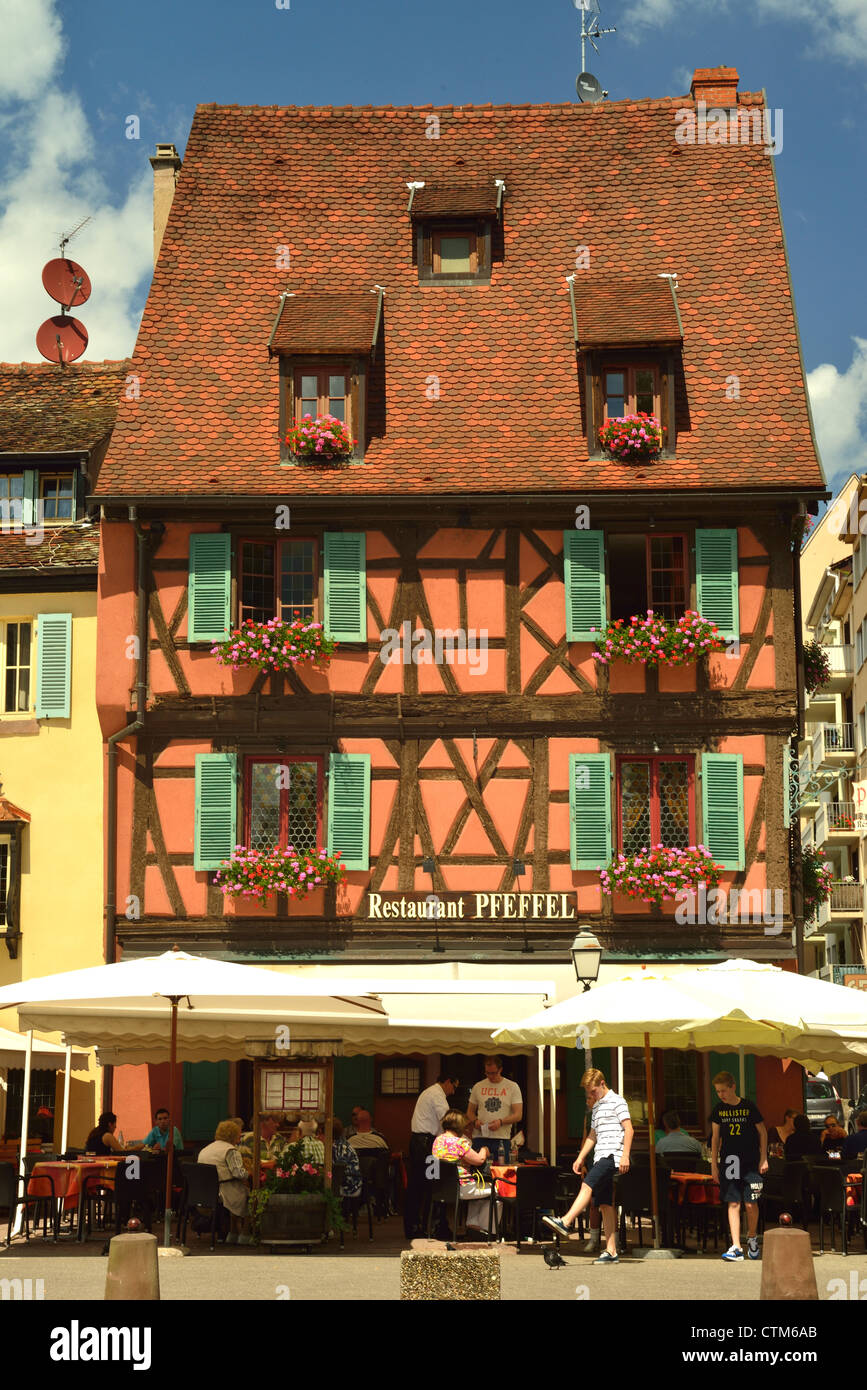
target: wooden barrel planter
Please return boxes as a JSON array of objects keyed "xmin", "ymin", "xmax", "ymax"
[{"xmin": 257, "ymin": 1193, "xmax": 330, "ymax": 1250}]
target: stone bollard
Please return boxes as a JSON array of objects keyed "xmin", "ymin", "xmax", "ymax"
[
  {"xmin": 104, "ymin": 1232, "xmax": 160, "ymax": 1301},
  {"xmin": 760, "ymin": 1227, "xmax": 818, "ymax": 1301},
  {"xmin": 400, "ymin": 1247, "xmax": 500, "ymax": 1301}
]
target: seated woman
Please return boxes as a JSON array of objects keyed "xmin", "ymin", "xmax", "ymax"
[
  {"xmin": 332, "ymin": 1117, "xmax": 362, "ymax": 1202},
  {"xmin": 784, "ymin": 1113, "xmax": 823, "ymax": 1160},
  {"xmin": 198, "ymin": 1120, "xmax": 253, "ymax": 1245},
  {"xmin": 432, "ymin": 1109, "xmax": 501, "ymax": 1238},
  {"xmin": 83, "ymin": 1112, "xmax": 143, "ymax": 1155}
]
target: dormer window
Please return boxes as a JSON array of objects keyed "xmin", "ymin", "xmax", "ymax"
[
  {"xmin": 604, "ymin": 367, "xmax": 660, "ymax": 420},
  {"xmin": 409, "ymin": 180, "xmax": 504, "ymax": 286},
  {"xmin": 295, "ymin": 368, "xmax": 351, "ymax": 429},
  {"xmin": 41, "ymin": 474, "xmax": 75, "ymax": 521}
]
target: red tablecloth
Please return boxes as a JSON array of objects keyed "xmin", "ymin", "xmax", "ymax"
[
  {"xmin": 490, "ymin": 1161, "xmax": 548, "ymax": 1198},
  {"xmin": 27, "ymin": 1159, "xmax": 121, "ymax": 1213},
  {"xmin": 668, "ymin": 1171, "xmax": 720, "ymax": 1206}
]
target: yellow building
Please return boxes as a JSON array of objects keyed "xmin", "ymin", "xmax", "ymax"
[{"xmin": 0, "ymin": 361, "xmax": 127, "ymax": 1146}]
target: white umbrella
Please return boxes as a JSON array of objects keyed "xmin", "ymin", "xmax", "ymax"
[{"xmin": 0, "ymin": 950, "xmax": 386, "ymax": 1244}]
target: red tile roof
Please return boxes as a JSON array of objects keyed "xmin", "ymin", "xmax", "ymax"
[
  {"xmin": 269, "ymin": 290, "xmax": 382, "ymax": 355},
  {"xmin": 0, "ymin": 525, "xmax": 100, "ymax": 574},
  {"xmin": 411, "ymin": 182, "xmax": 502, "ymax": 217},
  {"xmin": 0, "ymin": 361, "xmax": 129, "ymax": 454},
  {"xmin": 97, "ymin": 94, "xmax": 825, "ymax": 501},
  {"xmin": 572, "ymin": 276, "xmax": 682, "ymax": 347}
]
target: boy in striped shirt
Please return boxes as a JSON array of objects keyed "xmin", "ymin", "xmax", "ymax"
[{"xmin": 543, "ymin": 1068, "xmax": 633, "ymax": 1264}]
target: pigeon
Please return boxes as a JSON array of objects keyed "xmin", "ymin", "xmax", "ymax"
[
  {"xmin": 446, "ymin": 1242, "xmax": 456, "ymax": 1251},
  {"xmin": 544, "ymin": 1246, "xmax": 567, "ymax": 1268}
]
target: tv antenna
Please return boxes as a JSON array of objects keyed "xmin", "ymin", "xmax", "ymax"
[
  {"xmin": 572, "ymin": 0, "xmax": 615, "ymax": 100},
  {"xmin": 58, "ymin": 215, "xmax": 92, "ymax": 258}
]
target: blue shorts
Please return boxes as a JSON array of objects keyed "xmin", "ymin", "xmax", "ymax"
[
  {"xmin": 720, "ymin": 1171, "xmax": 763, "ymax": 1206},
  {"xmin": 583, "ymin": 1154, "xmax": 617, "ymax": 1207}
]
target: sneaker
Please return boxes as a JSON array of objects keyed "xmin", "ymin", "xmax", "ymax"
[
  {"xmin": 593, "ymin": 1251, "xmax": 620, "ymax": 1264},
  {"xmin": 747, "ymin": 1238, "xmax": 760, "ymax": 1261},
  {"xmin": 542, "ymin": 1215, "xmax": 571, "ymax": 1238},
  {"xmin": 584, "ymin": 1231, "xmax": 601, "ymax": 1253},
  {"xmin": 721, "ymin": 1245, "xmax": 744, "ymax": 1261},
  {"xmin": 224, "ymin": 1232, "xmax": 238, "ymax": 1245}
]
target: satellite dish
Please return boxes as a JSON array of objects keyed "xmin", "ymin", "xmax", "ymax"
[
  {"xmin": 42, "ymin": 258, "xmax": 91, "ymax": 309},
  {"xmin": 576, "ymin": 71, "xmax": 604, "ymax": 103},
  {"xmin": 36, "ymin": 314, "xmax": 89, "ymax": 364}
]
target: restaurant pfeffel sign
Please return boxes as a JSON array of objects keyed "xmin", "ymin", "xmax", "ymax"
[{"xmin": 363, "ymin": 891, "xmax": 579, "ymax": 921}]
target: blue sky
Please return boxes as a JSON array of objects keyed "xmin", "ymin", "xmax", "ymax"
[{"xmin": 1, "ymin": 0, "xmax": 865, "ymax": 490}]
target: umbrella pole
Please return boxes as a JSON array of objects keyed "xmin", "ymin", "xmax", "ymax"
[
  {"xmin": 548, "ymin": 1045, "xmax": 557, "ymax": 1167},
  {"xmin": 12, "ymin": 1029, "xmax": 33, "ymax": 1238},
  {"xmin": 60, "ymin": 1044, "xmax": 72, "ymax": 1155},
  {"xmin": 163, "ymin": 997, "xmax": 178, "ymax": 1247},
  {"xmin": 644, "ymin": 1033, "xmax": 661, "ymax": 1251}
]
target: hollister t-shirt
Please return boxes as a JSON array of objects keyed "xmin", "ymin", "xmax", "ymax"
[
  {"xmin": 469, "ymin": 1077, "xmax": 522, "ymax": 1138},
  {"xmin": 710, "ymin": 1097, "xmax": 764, "ymax": 1173}
]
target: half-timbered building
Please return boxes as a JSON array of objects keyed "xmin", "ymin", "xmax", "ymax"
[{"xmin": 94, "ymin": 68, "xmax": 825, "ymax": 1144}]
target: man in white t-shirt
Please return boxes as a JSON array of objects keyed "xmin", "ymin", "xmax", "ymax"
[
  {"xmin": 467, "ymin": 1056, "xmax": 523, "ymax": 1166},
  {"xmin": 543, "ymin": 1067, "xmax": 633, "ymax": 1264}
]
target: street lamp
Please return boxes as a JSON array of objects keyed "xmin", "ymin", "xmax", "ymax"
[{"xmin": 570, "ymin": 928, "xmax": 602, "ymax": 992}]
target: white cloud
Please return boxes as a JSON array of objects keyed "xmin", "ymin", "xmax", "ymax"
[
  {"xmin": 807, "ymin": 339, "xmax": 867, "ymax": 492},
  {"xmin": 619, "ymin": 0, "xmax": 867, "ymax": 62},
  {"xmin": 0, "ymin": 0, "xmax": 65, "ymax": 101},
  {"xmin": 0, "ymin": 0, "xmax": 152, "ymax": 363}
]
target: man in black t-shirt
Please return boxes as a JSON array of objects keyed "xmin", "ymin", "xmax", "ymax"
[{"xmin": 709, "ymin": 1070, "xmax": 768, "ymax": 1263}]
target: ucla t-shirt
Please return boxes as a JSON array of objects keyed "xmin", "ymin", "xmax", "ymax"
[
  {"xmin": 469, "ymin": 1077, "xmax": 522, "ymax": 1137},
  {"xmin": 710, "ymin": 1097, "xmax": 763, "ymax": 1172}
]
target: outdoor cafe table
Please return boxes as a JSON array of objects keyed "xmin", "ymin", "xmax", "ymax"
[{"xmin": 27, "ymin": 1157, "xmax": 124, "ymax": 1237}]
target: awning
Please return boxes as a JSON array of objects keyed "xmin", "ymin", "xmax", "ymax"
[
  {"xmin": 569, "ymin": 275, "xmax": 683, "ymax": 348},
  {"xmin": 408, "ymin": 181, "xmax": 504, "ymax": 218},
  {"xmin": 268, "ymin": 288, "xmax": 383, "ymax": 356},
  {"xmin": 0, "ymin": 1026, "xmax": 89, "ymax": 1070}
]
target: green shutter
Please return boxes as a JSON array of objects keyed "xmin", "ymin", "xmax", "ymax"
[
  {"xmin": 327, "ymin": 753, "xmax": 370, "ymax": 871},
  {"xmin": 324, "ymin": 533, "xmax": 366, "ymax": 642},
  {"xmin": 695, "ymin": 529, "xmax": 739, "ymax": 642},
  {"xmin": 35, "ymin": 613, "xmax": 72, "ymax": 718},
  {"xmin": 188, "ymin": 533, "xmax": 232, "ymax": 642},
  {"xmin": 569, "ymin": 752, "xmax": 611, "ymax": 870},
  {"xmin": 194, "ymin": 752, "xmax": 237, "ymax": 870},
  {"xmin": 23, "ymin": 471, "xmax": 37, "ymax": 527},
  {"xmin": 701, "ymin": 753, "xmax": 744, "ymax": 870},
  {"xmin": 563, "ymin": 530, "xmax": 606, "ymax": 642}
]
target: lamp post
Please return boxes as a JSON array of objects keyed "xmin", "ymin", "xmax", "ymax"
[{"xmin": 570, "ymin": 928, "xmax": 602, "ymax": 992}]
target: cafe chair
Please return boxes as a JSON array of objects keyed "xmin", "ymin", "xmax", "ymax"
[
  {"xmin": 814, "ymin": 1165, "xmax": 852, "ymax": 1256},
  {"xmin": 858, "ymin": 1160, "xmax": 867, "ymax": 1247},
  {"xmin": 0, "ymin": 1160, "xmax": 58, "ymax": 1245},
  {"xmin": 425, "ymin": 1160, "xmax": 463, "ymax": 1242},
  {"xmin": 112, "ymin": 1159, "xmax": 161, "ymax": 1233},
  {"xmin": 614, "ymin": 1166, "xmax": 655, "ymax": 1250},
  {"xmin": 178, "ymin": 1162, "xmax": 221, "ymax": 1250},
  {"xmin": 495, "ymin": 1164, "xmax": 557, "ymax": 1249},
  {"xmin": 357, "ymin": 1150, "xmax": 391, "ymax": 1242},
  {"xmin": 78, "ymin": 1171, "xmax": 116, "ymax": 1242}
]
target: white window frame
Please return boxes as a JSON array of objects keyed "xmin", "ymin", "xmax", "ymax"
[{"xmin": 0, "ymin": 617, "xmax": 35, "ymax": 717}]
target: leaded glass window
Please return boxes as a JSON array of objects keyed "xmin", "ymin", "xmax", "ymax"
[
  {"xmin": 618, "ymin": 756, "xmax": 692, "ymax": 853},
  {"xmin": 247, "ymin": 758, "xmax": 321, "ymax": 854}
]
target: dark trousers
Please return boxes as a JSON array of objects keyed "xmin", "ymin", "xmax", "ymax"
[{"xmin": 404, "ymin": 1132, "xmax": 435, "ymax": 1237}]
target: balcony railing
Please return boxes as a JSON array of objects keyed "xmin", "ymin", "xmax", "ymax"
[
  {"xmin": 827, "ymin": 801, "xmax": 857, "ymax": 832},
  {"xmin": 823, "ymin": 645, "xmax": 855, "ymax": 678},
  {"xmin": 812, "ymin": 723, "xmax": 855, "ymax": 765},
  {"xmin": 829, "ymin": 881, "xmax": 865, "ymax": 913}
]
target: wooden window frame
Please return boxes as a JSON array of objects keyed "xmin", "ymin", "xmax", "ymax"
[
  {"xmin": 237, "ymin": 535, "xmax": 320, "ymax": 626},
  {"xmin": 646, "ymin": 533, "xmax": 689, "ymax": 620},
  {"xmin": 243, "ymin": 754, "xmax": 325, "ymax": 853},
  {"xmin": 376, "ymin": 1058, "xmax": 423, "ymax": 1097},
  {"xmin": 587, "ymin": 350, "xmax": 676, "ymax": 459},
  {"xmin": 606, "ymin": 532, "xmax": 690, "ymax": 623},
  {"xmin": 39, "ymin": 473, "xmax": 76, "ymax": 523},
  {"xmin": 293, "ymin": 364, "xmax": 352, "ymax": 431},
  {"xmin": 0, "ymin": 618, "xmax": 34, "ymax": 717},
  {"xmin": 417, "ymin": 219, "xmax": 492, "ymax": 286},
  {"xmin": 280, "ymin": 356, "xmax": 365, "ymax": 464},
  {"xmin": 615, "ymin": 753, "xmax": 696, "ymax": 855}
]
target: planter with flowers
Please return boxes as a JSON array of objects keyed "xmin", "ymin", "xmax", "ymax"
[
  {"xmin": 249, "ymin": 1139, "xmax": 344, "ymax": 1247},
  {"xmin": 212, "ymin": 616, "xmax": 337, "ymax": 674},
  {"xmin": 214, "ymin": 846, "xmax": 346, "ymax": 905},
  {"xmin": 803, "ymin": 639, "xmax": 831, "ymax": 696},
  {"xmin": 802, "ymin": 848, "xmax": 833, "ymax": 923},
  {"xmin": 591, "ymin": 611, "xmax": 726, "ymax": 667},
  {"xmin": 600, "ymin": 845, "xmax": 724, "ymax": 909},
  {"xmin": 599, "ymin": 413, "xmax": 663, "ymax": 463},
  {"xmin": 285, "ymin": 414, "xmax": 356, "ymax": 463}
]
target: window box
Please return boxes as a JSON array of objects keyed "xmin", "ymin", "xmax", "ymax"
[
  {"xmin": 591, "ymin": 611, "xmax": 725, "ymax": 667},
  {"xmin": 211, "ymin": 617, "xmax": 337, "ymax": 673},
  {"xmin": 213, "ymin": 845, "xmax": 346, "ymax": 904},
  {"xmin": 600, "ymin": 845, "xmax": 722, "ymax": 908},
  {"xmin": 285, "ymin": 413, "xmax": 355, "ymax": 464},
  {"xmin": 599, "ymin": 412, "xmax": 663, "ymax": 463}
]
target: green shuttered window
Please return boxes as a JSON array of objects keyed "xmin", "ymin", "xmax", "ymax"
[
  {"xmin": 194, "ymin": 752, "xmax": 237, "ymax": 870},
  {"xmin": 695, "ymin": 529, "xmax": 739, "ymax": 642},
  {"xmin": 701, "ymin": 753, "xmax": 744, "ymax": 870},
  {"xmin": 324, "ymin": 533, "xmax": 366, "ymax": 642},
  {"xmin": 188, "ymin": 533, "xmax": 232, "ymax": 642},
  {"xmin": 35, "ymin": 612, "xmax": 72, "ymax": 719},
  {"xmin": 563, "ymin": 530, "xmax": 606, "ymax": 642},
  {"xmin": 327, "ymin": 753, "xmax": 370, "ymax": 871},
  {"xmin": 569, "ymin": 752, "xmax": 612, "ymax": 870}
]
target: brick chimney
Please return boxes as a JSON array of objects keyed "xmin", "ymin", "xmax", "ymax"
[
  {"xmin": 690, "ymin": 67, "xmax": 739, "ymax": 107},
  {"xmin": 148, "ymin": 143, "xmax": 182, "ymax": 264}
]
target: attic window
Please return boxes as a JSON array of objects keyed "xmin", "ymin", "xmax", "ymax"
[{"xmin": 410, "ymin": 180, "xmax": 503, "ymax": 286}]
